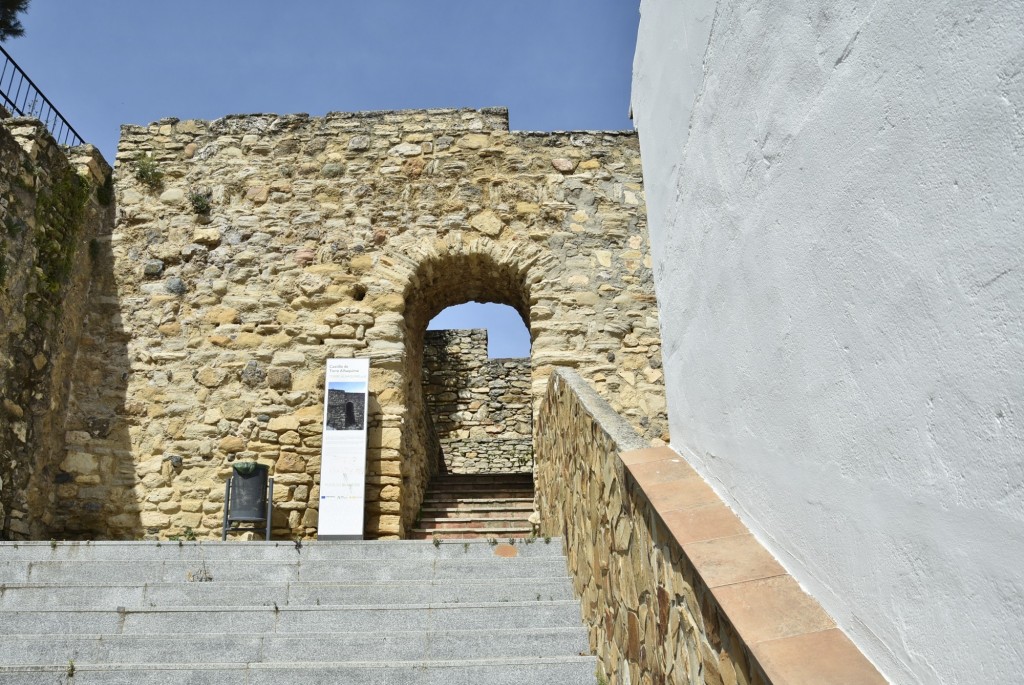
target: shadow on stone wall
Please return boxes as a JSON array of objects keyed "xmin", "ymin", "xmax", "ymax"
[
  {"xmin": 0, "ymin": 120, "xmax": 136, "ymax": 540},
  {"xmin": 54, "ymin": 219, "xmax": 139, "ymax": 539}
]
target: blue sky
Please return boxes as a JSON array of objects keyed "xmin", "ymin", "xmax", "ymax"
[
  {"xmin": 9, "ymin": 1, "xmax": 640, "ymax": 357},
  {"xmin": 328, "ymin": 382, "xmax": 366, "ymax": 395}
]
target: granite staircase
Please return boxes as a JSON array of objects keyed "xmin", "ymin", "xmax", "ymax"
[
  {"xmin": 410, "ymin": 473, "xmax": 537, "ymax": 540},
  {"xmin": 0, "ymin": 539, "xmax": 594, "ymax": 684}
]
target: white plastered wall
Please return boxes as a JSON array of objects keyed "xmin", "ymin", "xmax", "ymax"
[{"xmin": 631, "ymin": 0, "xmax": 1024, "ymax": 683}]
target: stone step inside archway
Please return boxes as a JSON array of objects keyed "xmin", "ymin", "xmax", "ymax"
[{"xmin": 411, "ymin": 473, "xmax": 537, "ymax": 540}]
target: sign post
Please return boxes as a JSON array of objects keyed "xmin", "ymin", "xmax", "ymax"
[{"xmin": 317, "ymin": 358, "xmax": 369, "ymax": 540}]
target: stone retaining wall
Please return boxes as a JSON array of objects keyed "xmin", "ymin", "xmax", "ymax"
[
  {"xmin": 0, "ymin": 118, "xmax": 113, "ymax": 539},
  {"xmin": 535, "ymin": 368, "xmax": 886, "ymax": 685},
  {"xmin": 422, "ymin": 329, "xmax": 532, "ymax": 473}
]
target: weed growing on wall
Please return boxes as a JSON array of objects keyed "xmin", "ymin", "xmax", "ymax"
[
  {"xmin": 187, "ymin": 189, "xmax": 211, "ymax": 214},
  {"xmin": 32, "ymin": 168, "xmax": 89, "ymax": 314},
  {"xmin": 0, "ymin": 212, "xmax": 26, "ymax": 282},
  {"xmin": 0, "ymin": 197, "xmax": 25, "ymax": 286},
  {"xmin": 133, "ymin": 153, "xmax": 163, "ymax": 190},
  {"xmin": 4, "ymin": 214, "xmax": 26, "ymax": 237}
]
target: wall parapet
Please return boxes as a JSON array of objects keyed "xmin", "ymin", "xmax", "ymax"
[{"xmin": 535, "ymin": 368, "xmax": 887, "ymax": 685}]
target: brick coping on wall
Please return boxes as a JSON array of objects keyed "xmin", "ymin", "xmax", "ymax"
[{"xmin": 620, "ymin": 446, "xmax": 888, "ymax": 685}]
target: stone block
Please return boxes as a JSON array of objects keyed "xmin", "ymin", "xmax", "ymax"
[
  {"xmin": 301, "ymin": 508, "xmax": 319, "ymax": 527},
  {"xmin": 458, "ymin": 133, "xmax": 490, "ymax": 149},
  {"xmin": 218, "ymin": 436, "xmax": 246, "ymax": 453},
  {"xmin": 195, "ymin": 366, "xmax": 228, "ymax": 388},
  {"xmin": 266, "ymin": 413, "xmax": 299, "ymax": 431},
  {"xmin": 203, "ymin": 306, "xmax": 240, "ymax": 324},
  {"xmin": 159, "ymin": 188, "xmax": 184, "ymax": 204},
  {"xmin": 470, "ymin": 209, "xmax": 503, "ymax": 236},
  {"xmin": 378, "ymin": 484, "xmax": 400, "ymax": 501},
  {"xmin": 552, "ymin": 157, "xmax": 577, "ymax": 173},
  {"xmin": 388, "ymin": 142, "xmax": 422, "ymax": 157},
  {"xmin": 222, "ymin": 400, "xmax": 249, "ymax": 421},
  {"xmin": 278, "ymin": 430, "xmax": 301, "ymax": 445},
  {"xmin": 62, "ymin": 452, "xmax": 98, "ymax": 475},
  {"xmin": 272, "ymin": 473, "xmax": 312, "ymax": 486},
  {"xmin": 266, "ymin": 367, "xmax": 292, "ymax": 389},
  {"xmin": 141, "ymin": 511, "xmax": 170, "ymax": 528},
  {"xmin": 272, "ymin": 350, "xmax": 306, "ymax": 366},
  {"xmin": 192, "ymin": 228, "xmax": 221, "ymax": 245}
]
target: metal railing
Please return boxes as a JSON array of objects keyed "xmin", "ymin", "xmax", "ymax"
[{"xmin": 0, "ymin": 44, "xmax": 83, "ymax": 147}]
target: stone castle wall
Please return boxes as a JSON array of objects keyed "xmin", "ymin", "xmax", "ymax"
[
  {"xmin": 55, "ymin": 107, "xmax": 666, "ymax": 540},
  {"xmin": 422, "ymin": 329, "xmax": 532, "ymax": 473},
  {"xmin": 0, "ymin": 118, "xmax": 113, "ymax": 539}
]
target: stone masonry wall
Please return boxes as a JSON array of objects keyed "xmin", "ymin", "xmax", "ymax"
[
  {"xmin": 59, "ymin": 107, "xmax": 666, "ymax": 540},
  {"xmin": 422, "ymin": 329, "xmax": 532, "ymax": 473},
  {"xmin": 0, "ymin": 117, "xmax": 113, "ymax": 539}
]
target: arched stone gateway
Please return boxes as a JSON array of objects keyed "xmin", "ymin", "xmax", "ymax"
[{"xmin": 56, "ymin": 108, "xmax": 667, "ymax": 539}]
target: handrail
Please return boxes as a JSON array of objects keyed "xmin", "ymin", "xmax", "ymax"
[{"xmin": 0, "ymin": 44, "xmax": 84, "ymax": 147}]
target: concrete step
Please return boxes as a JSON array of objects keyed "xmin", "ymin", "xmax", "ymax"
[
  {"xmin": 410, "ymin": 528, "xmax": 535, "ymax": 540},
  {"xmin": 0, "ymin": 539, "xmax": 561, "ymax": 562},
  {"xmin": 0, "ymin": 538, "xmax": 588, "ymax": 683},
  {"xmin": 421, "ymin": 499, "xmax": 536, "ymax": 509},
  {"xmin": 421, "ymin": 497, "xmax": 535, "ymax": 508},
  {"xmin": 431, "ymin": 475, "xmax": 535, "ymax": 484},
  {"xmin": 430, "ymin": 483, "xmax": 535, "ymax": 491},
  {"xmin": 428, "ymin": 475, "xmax": 532, "ymax": 484},
  {"xmin": 0, "ymin": 601, "xmax": 584, "ymax": 635},
  {"xmin": 429, "ymin": 478, "xmax": 533, "ymax": 485},
  {"xmin": 425, "ymin": 485, "xmax": 534, "ymax": 493},
  {"xmin": 423, "ymin": 491, "xmax": 534, "ymax": 500},
  {"xmin": 0, "ymin": 556, "xmax": 569, "ymax": 584},
  {"xmin": 417, "ymin": 516, "xmax": 532, "ymax": 529},
  {"xmin": 0, "ymin": 657, "xmax": 599, "ymax": 685},
  {"xmin": 0, "ymin": 627, "xmax": 590, "ymax": 665},
  {"xmin": 420, "ymin": 509, "xmax": 534, "ymax": 520},
  {"xmin": 0, "ymin": 577, "xmax": 575, "ymax": 610}
]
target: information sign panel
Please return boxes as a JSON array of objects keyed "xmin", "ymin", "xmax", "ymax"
[{"xmin": 317, "ymin": 358, "xmax": 369, "ymax": 540}]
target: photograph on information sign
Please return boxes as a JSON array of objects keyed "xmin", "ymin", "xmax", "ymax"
[{"xmin": 324, "ymin": 382, "xmax": 366, "ymax": 431}]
